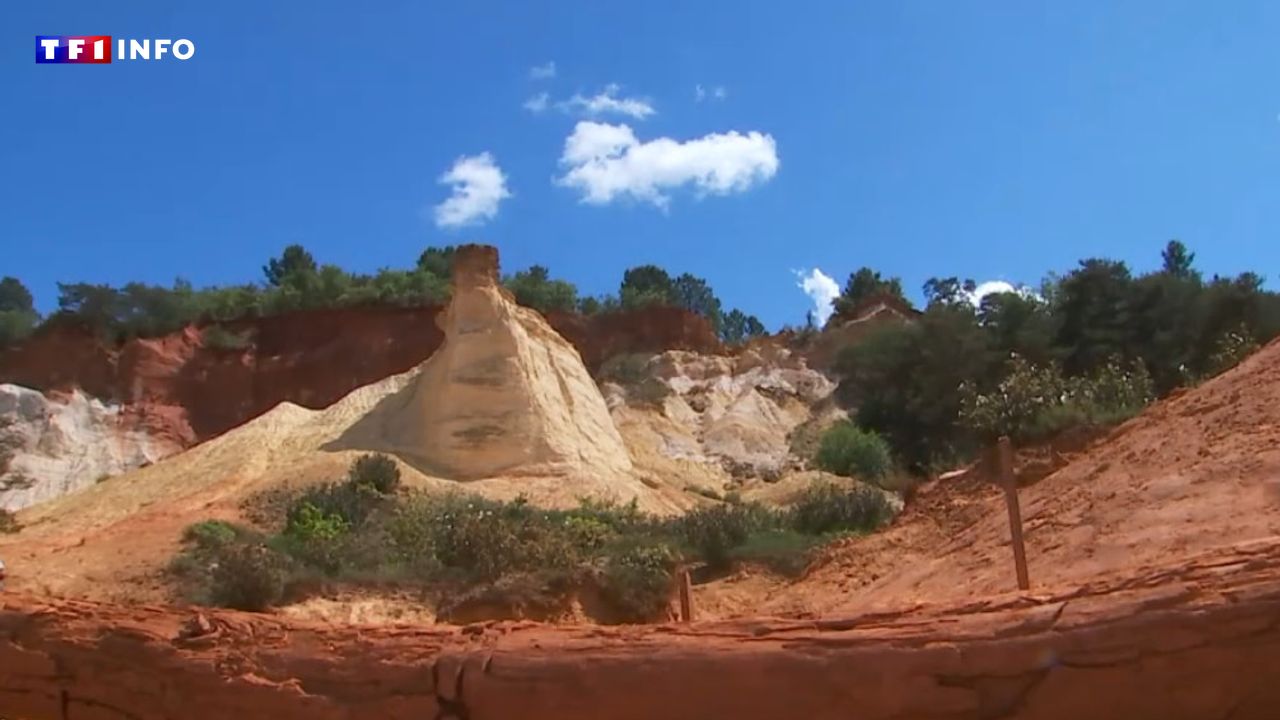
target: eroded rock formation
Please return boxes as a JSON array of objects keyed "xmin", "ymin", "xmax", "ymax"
[
  {"xmin": 350, "ymin": 245, "xmax": 634, "ymax": 481},
  {"xmin": 0, "ymin": 385, "xmax": 182, "ymax": 511}
]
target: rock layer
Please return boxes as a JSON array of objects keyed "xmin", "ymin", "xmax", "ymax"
[
  {"xmin": 3, "ymin": 541, "xmax": 1280, "ymax": 719},
  {"xmin": 0, "ymin": 385, "xmax": 182, "ymax": 511}
]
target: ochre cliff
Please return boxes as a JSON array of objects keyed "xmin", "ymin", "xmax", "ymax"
[
  {"xmin": 0, "ymin": 302, "xmax": 719, "ymax": 446},
  {"xmin": 3, "ymin": 540, "xmax": 1280, "ymax": 719}
]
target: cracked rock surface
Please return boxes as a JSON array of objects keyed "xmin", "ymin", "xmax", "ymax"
[{"xmin": 3, "ymin": 542, "xmax": 1280, "ymax": 720}]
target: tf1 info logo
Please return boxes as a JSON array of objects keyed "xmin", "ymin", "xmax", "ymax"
[{"xmin": 35, "ymin": 36, "xmax": 196, "ymax": 64}]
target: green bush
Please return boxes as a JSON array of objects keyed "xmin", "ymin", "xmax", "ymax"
[
  {"xmin": 598, "ymin": 542, "xmax": 677, "ymax": 623},
  {"xmin": 789, "ymin": 483, "xmax": 893, "ymax": 536},
  {"xmin": 814, "ymin": 422, "xmax": 893, "ymax": 481},
  {"xmin": 430, "ymin": 495, "xmax": 578, "ymax": 580},
  {"xmin": 182, "ymin": 519, "xmax": 244, "ymax": 549},
  {"xmin": 288, "ymin": 481, "xmax": 383, "ymax": 529},
  {"xmin": 209, "ymin": 544, "xmax": 286, "ymax": 611},
  {"xmin": 959, "ymin": 355, "xmax": 1153, "ymax": 442},
  {"xmin": 678, "ymin": 503, "xmax": 778, "ymax": 569},
  {"xmin": 348, "ymin": 453, "xmax": 401, "ymax": 494}
]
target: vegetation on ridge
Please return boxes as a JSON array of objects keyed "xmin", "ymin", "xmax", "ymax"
[{"xmin": 0, "ymin": 244, "xmax": 766, "ymax": 349}]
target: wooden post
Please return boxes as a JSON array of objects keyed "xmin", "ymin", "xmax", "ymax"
[
  {"xmin": 678, "ymin": 568, "xmax": 694, "ymax": 622},
  {"xmin": 998, "ymin": 436, "xmax": 1031, "ymax": 591}
]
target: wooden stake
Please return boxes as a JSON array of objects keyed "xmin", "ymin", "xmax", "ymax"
[
  {"xmin": 998, "ymin": 436, "xmax": 1031, "ymax": 591},
  {"xmin": 678, "ymin": 568, "xmax": 694, "ymax": 622}
]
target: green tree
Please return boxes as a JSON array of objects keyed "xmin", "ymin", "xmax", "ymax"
[
  {"xmin": 505, "ymin": 265, "xmax": 579, "ymax": 313},
  {"xmin": 670, "ymin": 273, "xmax": 723, "ymax": 327},
  {"xmin": 1053, "ymin": 259, "xmax": 1135, "ymax": 376},
  {"xmin": 0, "ymin": 276, "xmax": 38, "ymax": 347},
  {"xmin": 0, "ymin": 277, "xmax": 34, "ymax": 314},
  {"xmin": 1161, "ymin": 240, "xmax": 1198, "ymax": 280},
  {"xmin": 922, "ymin": 276, "xmax": 977, "ymax": 308},
  {"xmin": 977, "ymin": 291, "xmax": 1057, "ymax": 366},
  {"xmin": 832, "ymin": 267, "xmax": 907, "ymax": 319},
  {"xmin": 619, "ymin": 265, "xmax": 676, "ymax": 309},
  {"xmin": 262, "ymin": 244, "xmax": 317, "ymax": 287},
  {"xmin": 719, "ymin": 308, "xmax": 766, "ymax": 344},
  {"xmin": 836, "ymin": 304, "xmax": 995, "ymax": 469},
  {"xmin": 417, "ymin": 246, "xmax": 457, "ymax": 279}
]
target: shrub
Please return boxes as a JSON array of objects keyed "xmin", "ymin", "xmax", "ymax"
[
  {"xmin": 814, "ymin": 422, "xmax": 893, "ymax": 481},
  {"xmin": 208, "ymin": 543, "xmax": 286, "ymax": 611},
  {"xmin": 1208, "ymin": 324, "xmax": 1260, "ymax": 375},
  {"xmin": 288, "ymin": 481, "xmax": 383, "ymax": 529},
  {"xmin": 348, "ymin": 453, "xmax": 401, "ymax": 494},
  {"xmin": 279, "ymin": 501, "xmax": 354, "ymax": 575},
  {"xmin": 430, "ymin": 495, "xmax": 578, "ymax": 580},
  {"xmin": 789, "ymin": 483, "xmax": 893, "ymax": 536},
  {"xmin": 959, "ymin": 355, "xmax": 1153, "ymax": 442},
  {"xmin": 182, "ymin": 519, "xmax": 243, "ymax": 549},
  {"xmin": 598, "ymin": 542, "xmax": 677, "ymax": 623},
  {"xmin": 678, "ymin": 503, "xmax": 778, "ymax": 569},
  {"xmin": 385, "ymin": 495, "xmax": 443, "ymax": 575}
]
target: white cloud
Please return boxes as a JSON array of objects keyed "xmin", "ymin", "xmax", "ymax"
[
  {"xmin": 433, "ymin": 152, "xmax": 512, "ymax": 229},
  {"xmin": 529, "ymin": 61, "xmax": 556, "ymax": 80},
  {"xmin": 557, "ymin": 84, "xmax": 655, "ymax": 119},
  {"xmin": 695, "ymin": 84, "xmax": 727, "ymax": 102},
  {"xmin": 556, "ymin": 121, "xmax": 779, "ymax": 209},
  {"xmin": 523, "ymin": 92, "xmax": 550, "ymax": 113},
  {"xmin": 794, "ymin": 268, "xmax": 840, "ymax": 325},
  {"xmin": 967, "ymin": 280, "xmax": 1042, "ymax": 306}
]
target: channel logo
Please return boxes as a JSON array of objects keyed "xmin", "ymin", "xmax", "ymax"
[{"xmin": 35, "ymin": 36, "xmax": 196, "ymax": 64}]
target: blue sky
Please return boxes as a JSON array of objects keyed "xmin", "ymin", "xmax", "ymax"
[{"xmin": 4, "ymin": 1, "xmax": 1279, "ymax": 328}]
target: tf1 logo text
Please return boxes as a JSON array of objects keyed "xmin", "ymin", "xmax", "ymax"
[{"xmin": 35, "ymin": 36, "xmax": 196, "ymax": 64}]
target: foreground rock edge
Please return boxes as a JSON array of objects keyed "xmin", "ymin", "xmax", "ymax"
[{"xmin": 3, "ymin": 539, "xmax": 1279, "ymax": 720}]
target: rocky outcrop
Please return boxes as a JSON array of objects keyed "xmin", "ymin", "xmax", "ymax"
[
  {"xmin": 608, "ymin": 345, "xmax": 840, "ymax": 487},
  {"xmin": 0, "ymin": 385, "xmax": 183, "ymax": 511},
  {"xmin": 3, "ymin": 542, "xmax": 1280, "ymax": 719},
  {"xmin": 350, "ymin": 245, "xmax": 634, "ymax": 481}
]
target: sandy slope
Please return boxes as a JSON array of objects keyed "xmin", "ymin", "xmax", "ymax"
[
  {"xmin": 0, "ymin": 363, "xmax": 678, "ymax": 603},
  {"xmin": 766, "ymin": 337, "xmax": 1280, "ymax": 615}
]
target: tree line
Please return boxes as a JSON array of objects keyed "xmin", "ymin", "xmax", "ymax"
[
  {"xmin": 831, "ymin": 240, "xmax": 1280, "ymax": 470},
  {"xmin": 0, "ymin": 244, "xmax": 767, "ymax": 347}
]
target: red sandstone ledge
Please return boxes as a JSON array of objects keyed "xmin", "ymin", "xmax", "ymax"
[{"xmin": 3, "ymin": 541, "xmax": 1280, "ymax": 719}]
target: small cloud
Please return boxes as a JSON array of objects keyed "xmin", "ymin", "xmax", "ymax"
[
  {"xmin": 529, "ymin": 61, "xmax": 556, "ymax": 80},
  {"xmin": 794, "ymin": 268, "xmax": 840, "ymax": 325},
  {"xmin": 557, "ymin": 84, "xmax": 655, "ymax": 120},
  {"xmin": 433, "ymin": 152, "xmax": 512, "ymax": 229},
  {"xmin": 523, "ymin": 92, "xmax": 550, "ymax": 113},
  {"xmin": 556, "ymin": 121, "xmax": 779, "ymax": 209},
  {"xmin": 967, "ymin": 280, "xmax": 1042, "ymax": 306},
  {"xmin": 695, "ymin": 84, "xmax": 728, "ymax": 102}
]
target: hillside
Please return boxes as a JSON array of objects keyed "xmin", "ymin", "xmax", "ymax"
[{"xmin": 765, "ymin": 335, "xmax": 1280, "ymax": 615}]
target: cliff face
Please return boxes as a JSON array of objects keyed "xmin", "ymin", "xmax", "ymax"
[
  {"xmin": 350, "ymin": 245, "xmax": 635, "ymax": 481},
  {"xmin": 0, "ymin": 306, "xmax": 719, "ymax": 446},
  {"xmin": 0, "ymin": 293, "xmax": 719, "ymax": 507},
  {"xmin": 0, "ymin": 385, "xmax": 183, "ymax": 511}
]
